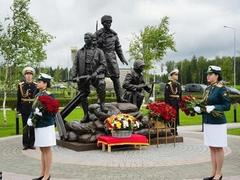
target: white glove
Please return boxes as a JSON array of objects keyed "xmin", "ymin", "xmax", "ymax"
[
  {"xmin": 34, "ymin": 107, "xmax": 42, "ymax": 116},
  {"xmin": 27, "ymin": 118, "xmax": 33, "ymax": 126},
  {"xmin": 206, "ymin": 105, "xmax": 215, "ymax": 113},
  {"xmin": 193, "ymin": 106, "xmax": 201, "ymax": 113}
]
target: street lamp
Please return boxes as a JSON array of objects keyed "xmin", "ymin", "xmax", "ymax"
[
  {"xmin": 223, "ymin": 25, "xmax": 236, "ymax": 87},
  {"xmin": 224, "ymin": 25, "xmax": 238, "ymax": 123}
]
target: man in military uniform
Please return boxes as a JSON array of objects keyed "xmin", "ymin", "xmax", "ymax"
[
  {"xmin": 72, "ymin": 33, "xmax": 107, "ymax": 123},
  {"xmin": 164, "ymin": 69, "xmax": 182, "ymax": 135},
  {"xmin": 122, "ymin": 60, "xmax": 151, "ymax": 109},
  {"xmin": 94, "ymin": 15, "xmax": 128, "ymax": 102},
  {"xmin": 17, "ymin": 67, "xmax": 37, "ymax": 150}
]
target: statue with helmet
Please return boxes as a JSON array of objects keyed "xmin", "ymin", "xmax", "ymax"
[
  {"xmin": 94, "ymin": 15, "xmax": 128, "ymax": 103},
  {"xmin": 122, "ymin": 60, "xmax": 151, "ymax": 110}
]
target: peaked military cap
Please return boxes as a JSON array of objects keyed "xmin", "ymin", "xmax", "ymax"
[
  {"xmin": 169, "ymin": 69, "xmax": 179, "ymax": 76},
  {"xmin": 206, "ymin": 65, "xmax": 221, "ymax": 74},
  {"xmin": 22, "ymin": 67, "xmax": 35, "ymax": 75},
  {"xmin": 37, "ymin": 73, "xmax": 52, "ymax": 83}
]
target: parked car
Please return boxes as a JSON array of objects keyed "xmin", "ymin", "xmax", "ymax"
[
  {"xmin": 51, "ymin": 84, "xmax": 67, "ymax": 89},
  {"xmin": 184, "ymin": 83, "xmax": 240, "ymax": 95},
  {"xmin": 225, "ymin": 86, "xmax": 240, "ymax": 95},
  {"xmin": 184, "ymin": 83, "xmax": 207, "ymax": 92}
]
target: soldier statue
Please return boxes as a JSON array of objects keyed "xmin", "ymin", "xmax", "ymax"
[
  {"xmin": 72, "ymin": 33, "xmax": 107, "ymax": 123},
  {"xmin": 122, "ymin": 60, "xmax": 151, "ymax": 110},
  {"xmin": 164, "ymin": 69, "xmax": 182, "ymax": 135},
  {"xmin": 94, "ymin": 15, "xmax": 128, "ymax": 102},
  {"xmin": 17, "ymin": 67, "xmax": 38, "ymax": 150}
]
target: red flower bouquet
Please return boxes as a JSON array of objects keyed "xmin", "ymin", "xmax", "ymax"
[
  {"xmin": 146, "ymin": 101, "xmax": 177, "ymax": 122},
  {"xmin": 180, "ymin": 95, "xmax": 222, "ymax": 117},
  {"xmin": 38, "ymin": 96, "xmax": 59, "ymax": 113},
  {"xmin": 31, "ymin": 95, "xmax": 60, "ymax": 127},
  {"xmin": 179, "ymin": 95, "xmax": 197, "ymax": 116}
]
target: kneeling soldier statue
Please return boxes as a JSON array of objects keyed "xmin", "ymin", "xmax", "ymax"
[
  {"xmin": 164, "ymin": 69, "xmax": 182, "ymax": 135},
  {"xmin": 17, "ymin": 67, "xmax": 38, "ymax": 150},
  {"xmin": 72, "ymin": 33, "xmax": 107, "ymax": 123},
  {"xmin": 122, "ymin": 60, "xmax": 151, "ymax": 110}
]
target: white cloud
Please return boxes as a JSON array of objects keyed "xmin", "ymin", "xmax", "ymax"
[{"xmin": 0, "ymin": 0, "xmax": 239, "ymax": 68}]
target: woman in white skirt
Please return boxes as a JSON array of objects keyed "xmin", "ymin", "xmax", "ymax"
[
  {"xmin": 194, "ymin": 66, "xmax": 231, "ymax": 180},
  {"xmin": 27, "ymin": 73, "xmax": 57, "ymax": 180}
]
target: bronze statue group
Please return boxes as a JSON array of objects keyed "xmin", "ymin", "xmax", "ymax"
[{"xmin": 17, "ymin": 15, "xmax": 229, "ymax": 180}]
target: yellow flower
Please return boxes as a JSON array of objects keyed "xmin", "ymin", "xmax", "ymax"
[{"xmin": 116, "ymin": 121, "xmax": 122, "ymax": 129}]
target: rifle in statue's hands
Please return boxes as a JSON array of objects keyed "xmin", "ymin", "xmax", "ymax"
[
  {"xmin": 146, "ymin": 81, "xmax": 160, "ymax": 102},
  {"xmin": 63, "ymin": 75, "xmax": 92, "ymax": 83}
]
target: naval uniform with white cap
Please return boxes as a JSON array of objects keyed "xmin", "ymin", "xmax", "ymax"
[
  {"xmin": 27, "ymin": 73, "xmax": 56, "ymax": 148},
  {"xmin": 164, "ymin": 69, "xmax": 182, "ymax": 135},
  {"xmin": 194, "ymin": 66, "xmax": 230, "ymax": 180},
  {"xmin": 17, "ymin": 67, "xmax": 38, "ymax": 150},
  {"xmin": 195, "ymin": 66, "xmax": 230, "ymax": 147}
]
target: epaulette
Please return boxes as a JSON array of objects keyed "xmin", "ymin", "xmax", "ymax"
[
  {"xmin": 46, "ymin": 91, "xmax": 52, "ymax": 95},
  {"xmin": 216, "ymin": 83, "xmax": 224, "ymax": 88},
  {"xmin": 33, "ymin": 82, "xmax": 37, "ymax": 85},
  {"xmin": 167, "ymin": 81, "xmax": 172, "ymax": 85},
  {"xmin": 19, "ymin": 82, "xmax": 24, "ymax": 85}
]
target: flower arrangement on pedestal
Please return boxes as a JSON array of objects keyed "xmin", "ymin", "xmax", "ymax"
[
  {"xmin": 104, "ymin": 114, "xmax": 140, "ymax": 131},
  {"xmin": 146, "ymin": 101, "xmax": 177, "ymax": 122},
  {"xmin": 104, "ymin": 114, "xmax": 140, "ymax": 137}
]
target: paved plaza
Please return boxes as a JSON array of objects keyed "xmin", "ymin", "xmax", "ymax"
[{"xmin": 1, "ymin": 124, "xmax": 240, "ymax": 180}]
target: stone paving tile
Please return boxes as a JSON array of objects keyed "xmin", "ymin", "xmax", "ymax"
[
  {"xmin": 0, "ymin": 130, "xmax": 240, "ymax": 180},
  {"xmin": 22, "ymin": 136, "xmax": 232, "ymax": 167}
]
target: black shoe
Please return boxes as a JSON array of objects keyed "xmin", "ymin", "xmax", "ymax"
[
  {"xmin": 47, "ymin": 176, "xmax": 51, "ymax": 180},
  {"xmin": 203, "ymin": 176, "xmax": 214, "ymax": 180},
  {"xmin": 23, "ymin": 147, "xmax": 28, "ymax": 150},
  {"xmin": 213, "ymin": 176, "xmax": 222, "ymax": 180},
  {"xmin": 32, "ymin": 176, "xmax": 43, "ymax": 180},
  {"xmin": 29, "ymin": 146, "xmax": 36, "ymax": 150}
]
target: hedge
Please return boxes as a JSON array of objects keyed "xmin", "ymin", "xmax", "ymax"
[
  {"xmin": 1, "ymin": 95, "xmax": 240, "ymax": 110},
  {"xmin": 0, "ymin": 97, "xmax": 117, "ymax": 110}
]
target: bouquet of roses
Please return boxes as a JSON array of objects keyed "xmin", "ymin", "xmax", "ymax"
[
  {"xmin": 31, "ymin": 95, "xmax": 60, "ymax": 127},
  {"xmin": 104, "ymin": 113, "xmax": 140, "ymax": 131},
  {"xmin": 146, "ymin": 101, "xmax": 177, "ymax": 122},
  {"xmin": 180, "ymin": 95, "xmax": 223, "ymax": 117}
]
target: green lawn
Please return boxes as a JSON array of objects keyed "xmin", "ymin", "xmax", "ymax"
[
  {"xmin": 227, "ymin": 128, "xmax": 240, "ymax": 136},
  {"xmin": 0, "ymin": 105, "xmax": 239, "ymax": 138},
  {"xmin": 0, "ymin": 108, "xmax": 84, "ymax": 138}
]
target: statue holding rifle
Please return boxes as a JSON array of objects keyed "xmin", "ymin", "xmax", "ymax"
[
  {"xmin": 122, "ymin": 60, "xmax": 151, "ymax": 110},
  {"xmin": 72, "ymin": 33, "xmax": 107, "ymax": 123}
]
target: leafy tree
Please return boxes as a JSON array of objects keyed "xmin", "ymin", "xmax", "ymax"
[
  {"xmin": 0, "ymin": 0, "xmax": 53, "ymax": 125},
  {"xmin": 165, "ymin": 61, "xmax": 175, "ymax": 74},
  {"xmin": 128, "ymin": 16, "xmax": 176, "ymax": 71}
]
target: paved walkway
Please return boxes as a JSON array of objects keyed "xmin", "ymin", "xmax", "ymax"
[{"xmin": 0, "ymin": 124, "xmax": 240, "ymax": 180}]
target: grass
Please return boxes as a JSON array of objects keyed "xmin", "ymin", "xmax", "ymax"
[
  {"xmin": 227, "ymin": 128, "xmax": 240, "ymax": 136},
  {"xmin": 0, "ymin": 104, "xmax": 239, "ymax": 138},
  {"xmin": 0, "ymin": 108, "xmax": 84, "ymax": 138}
]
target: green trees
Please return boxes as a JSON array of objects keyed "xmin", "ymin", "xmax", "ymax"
[
  {"xmin": 0, "ymin": 0, "xmax": 53, "ymax": 125},
  {"xmin": 164, "ymin": 56, "xmax": 239, "ymax": 85},
  {"xmin": 129, "ymin": 16, "xmax": 176, "ymax": 71}
]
